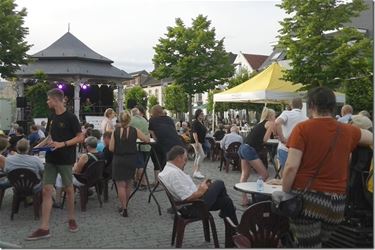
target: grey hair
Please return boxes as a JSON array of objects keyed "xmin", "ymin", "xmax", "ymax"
[
  {"xmin": 84, "ymin": 136, "xmax": 98, "ymax": 149},
  {"xmin": 131, "ymin": 107, "xmax": 140, "ymax": 116},
  {"xmin": 16, "ymin": 139, "xmax": 30, "ymax": 154}
]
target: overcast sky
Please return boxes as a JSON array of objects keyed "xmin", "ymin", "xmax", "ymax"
[{"xmin": 15, "ymin": 0, "xmax": 286, "ymax": 73}]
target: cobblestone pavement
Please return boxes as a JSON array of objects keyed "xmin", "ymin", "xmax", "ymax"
[{"xmin": 0, "ymin": 157, "xmax": 276, "ymax": 248}]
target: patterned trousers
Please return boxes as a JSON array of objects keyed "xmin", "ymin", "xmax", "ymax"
[{"xmin": 289, "ymin": 189, "xmax": 346, "ymax": 248}]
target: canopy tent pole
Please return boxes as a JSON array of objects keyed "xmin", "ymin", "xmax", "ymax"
[{"xmin": 212, "ymin": 102, "xmax": 216, "ymax": 132}]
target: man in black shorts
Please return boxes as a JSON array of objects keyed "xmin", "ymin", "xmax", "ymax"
[{"xmin": 27, "ymin": 88, "xmax": 84, "ymax": 240}]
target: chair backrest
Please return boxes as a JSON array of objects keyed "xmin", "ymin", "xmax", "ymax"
[
  {"xmin": 206, "ymin": 137, "xmax": 215, "ymax": 147},
  {"xmin": 158, "ymin": 177, "xmax": 180, "ymax": 215},
  {"xmin": 236, "ymin": 200, "xmax": 289, "ymax": 248},
  {"xmin": 7, "ymin": 168, "xmax": 41, "ymax": 196},
  {"xmin": 80, "ymin": 160, "xmax": 105, "ymax": 187},
  {"xmin": 225, "ymin": 142, "xmax": 242, "ymax": 161}
]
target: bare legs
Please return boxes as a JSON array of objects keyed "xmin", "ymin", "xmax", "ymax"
[
  {"xmin": 192, "ymin": 143, "xmax": 206, "ymax": 174},
  {"xmin": 239, "ymin": 159, "xmax": 269, "ymax": 206},
  {"xmin": 116, "ymin": 181, "xmax": 131, "ymax": 210}
]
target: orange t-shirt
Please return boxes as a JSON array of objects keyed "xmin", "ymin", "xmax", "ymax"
[{"xmin": 287, "ymin": 118, "xmax": 361, "ymax": 194}]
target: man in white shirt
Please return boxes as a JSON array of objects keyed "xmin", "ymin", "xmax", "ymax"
[
  {"xmin": 337, "ymin": 104, "xmax": 353, "ymax": 124},
  {"xmin": 220, "ymin": 125, "xmax": 243, "ymax": 151},
  {"xmin": 159, "ymin": 145, "xmax": 238, "ymax": 225},
  {"xmin": 275, "ymin": 98, "xmax": 308, "ymax": 175}
]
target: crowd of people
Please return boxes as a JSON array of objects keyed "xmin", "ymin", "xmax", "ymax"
[{"xmin": 0, "ymin": 86, "xmax": 373, "ymax": 247}]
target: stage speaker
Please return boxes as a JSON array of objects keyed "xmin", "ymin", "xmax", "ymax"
[{"xmin": 16, "ymin": 97, "xmax": 27, "ymax": 108}]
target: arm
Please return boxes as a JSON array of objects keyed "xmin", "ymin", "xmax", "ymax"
[
  {"xmin": 73, "ymin": 154, "xmax": 89, "ymax": 173},
  {"xmin": 49, "ymin": 132, "xmax": 85, "ymax": 149},
  {"xmin": 0, "ymin": 156, "xmax": 5, "ymax": 170},
  {"xmin": 185, "ymin": 181, "xmax": 209, "ymax": 202},
  {"xmin": 359, "ymin": 129, "xmax": 373, "ymax": 146},
  {"xmin": 281, "ymin": 148, "xmax": 303, "ymax": 192},
  {"xmin": 149, "ymin": 130, "xmax": 157, "ymax": 141},
  {"xmin": 263, "ymin": 121, "xmax": 275, "ymax": 143},
  {"xmin": 193, "ymin": 132, "xmax": 200, "ymax": 146},
  {"xmin": 136, "ymin": 128, "xmax": 150, "ymax": 143},
  {"xmin": 109, "ymin": 131, "xmax": 115, "ymax": 152},
  {"xmin": 275, "ymin": 118, "xmax": 287, "ymax": 144}
]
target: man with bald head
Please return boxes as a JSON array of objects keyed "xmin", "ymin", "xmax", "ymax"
[{"xmin": 338, "ymin": 104, "xmax": 353, "ymax": 124}]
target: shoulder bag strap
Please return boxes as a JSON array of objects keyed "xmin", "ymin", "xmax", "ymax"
[{"xmin": 303, "ymin": 124, "xmax": 341, "ymax": 193}]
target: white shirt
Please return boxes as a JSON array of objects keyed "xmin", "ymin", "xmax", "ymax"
[
  {"xmin": 337, "ymin": 114, "xmax": 352, "ymax": 124},
  {"xmin": 100, "ymin": 117, "xmax": 114, "ymax": 133},
  {"xmin": 158, "ymin": 162, "xmax": 197, "ymax": 201},
  {"xmin": 220, "ymin": 132, "xmax": 243, "ymax": 150},
  {"xmin": 37, "ymin": 129, "xmax": 45, "ymax": 139},
  {"xmin": 276, "ymin": 109, "xmax": 308, "ymax": 151}
]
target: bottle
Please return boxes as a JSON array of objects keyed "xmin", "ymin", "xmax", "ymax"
[{"xmin": 256, "ymin": 178, "xmax": 264, "ymax": 192}]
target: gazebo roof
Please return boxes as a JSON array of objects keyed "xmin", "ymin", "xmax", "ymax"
[
  {"xmin": 33, "ymin": 32, "xmax": 113, "ymax": 63},
  {"xmin": 16, "ymin": 32, "xmax": 131, "ymax": 81}
]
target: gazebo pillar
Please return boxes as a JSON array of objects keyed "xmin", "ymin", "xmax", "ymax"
[
  {"xmin": 117, "ymin": 83, "xmax": 124, "ymax": 113},
  {"xmin": 74, "ymin": 81, "xmax": 80, "ymax": 120}
]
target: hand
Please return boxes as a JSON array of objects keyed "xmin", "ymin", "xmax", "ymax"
[
  {"xmin": 198, "ymin": 181, "xmax": 209, "ymax": 194},
  {"xmin": 49, "ymin": 141, "xmax": 64, "ymax": 149}
]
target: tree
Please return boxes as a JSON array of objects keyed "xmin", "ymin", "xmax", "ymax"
[
  {"xmin": 147, "ymin": 94, "xmax": 159, "ymax": 111},
  {"xmin": 164, "ymin": 83, "xmax": 188, "ymax": 120},
  {"xmin": 152, "ymin": 15, "xmax": 234, "ymax": 122},
  {"xmin": 124, "ymin": 86, "xmax": 147, "ymax": 109},
  {"xmin": 0, "ymin": 0, "xmax": 31, "ymax": 78},
  {"xmin": 277, "ymin": 0, "xmax": 371, "ymax": 91},
  {"xmin": 25, "ymin": 71, "xmax": 51, "ymax": 118}
]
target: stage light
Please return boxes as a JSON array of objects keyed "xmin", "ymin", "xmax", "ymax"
[
  {"xmin": 58, "ymin": 84, "xmax": 63, "ymax": 89},
  {"xmin": 82, "ymin": 84, "xmax": 88, "ymax": 90}
]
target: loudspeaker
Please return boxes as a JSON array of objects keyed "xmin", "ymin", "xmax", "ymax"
[
  {"xmin": 16, "ymin": 120, "xmax": 29, "ymax": 134},
  {"xmin": 16, "ymin": 97, "xmax": 27, "ymax": 108}
]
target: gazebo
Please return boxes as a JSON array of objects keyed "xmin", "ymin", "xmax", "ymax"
[{"xmin": 15, "ymin": 31, "xmax": 132, "ymax": 120}]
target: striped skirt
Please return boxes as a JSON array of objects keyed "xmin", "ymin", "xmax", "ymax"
[{"xmin": 289, "ymin": 189, "xmax": 346, "ymax": 248}]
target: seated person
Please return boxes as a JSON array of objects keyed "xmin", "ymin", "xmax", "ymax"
[
  {"xmin": 159, "ymin": 145, "xmax": 238, "ymax": 225},
  {"xmin": 2, "ymin": 139, "xmax": 44, "ymax": 192},
  {"xmin": 213, "ymin": 124, "xmax": 226, "ymax": 141},
  {"xmin": 220, "ymin": 125, "xmax": 243, "ymax": 151},
  {"xmin": 90, "ymin": 129, "xmax": 104, "ymax": 153},
  {"xmin": 8, "ymin": 127, "xmax": 25, "ymax": 153},
  {"xmin": 102, "ymin": 131, "xmax": 113, "ymax": 167},
  {"xmin": 28, "ymin": 125, "xmax": 41, "ymax": 147},
  {"xmin": 180, "ymin": 128, "xmax": 191, "ymax": 144},
  {"xmin": 54, "ymin": 136, "xmax": 102, "ymax": 207},
  {"xmin": 0, "ymin": 138, "xmax": 10, "ymax": 189}
]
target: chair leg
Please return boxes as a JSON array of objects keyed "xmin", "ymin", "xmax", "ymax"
[
  {"xmin": 171, "ymin": 215, "xmax": 178, "ymax": 246},
  {"xmin": 79, "ymin": 187, "xmax": 87, "ymax": 212},
  {"xmin": 175, "ymin": 221, "xmax": 186, "ymax": 248},
  {"xmin": 209, "ymin": 215, "xmax": 219, "ymax": 248},
  {"xmin": 202, "ymin": 218, "xmax": 210, "ymax": 242},
  {"xmin": 0, "ymin": 188, "xmax": 5, "ymax": 210},
  {"xmin": 224, "ymin": 219, "xmax": 235, "ymax": 248},
  {"xmin": 103, "ymin": 180, "xmax": 109, "ymax": 202},
  {"xmin": 95, "ymin": 183, "xmax": 103, "ymax": 207}
]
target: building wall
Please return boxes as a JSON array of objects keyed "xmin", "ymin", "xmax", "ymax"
[{"xmin": 233, "ymin": 53, "xmax": 254, "ymax": 75}]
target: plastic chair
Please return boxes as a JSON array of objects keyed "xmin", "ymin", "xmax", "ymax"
[
  {"xmin": 73, "ymin": 160, "xmax": 105, "ymax": 211},
  {"xmin": 101, "ymin": 161, "xmax": 112, "ymax": 202},
  {"xmin": 221, "ymin": 142, "xmax": 242, "ymax": 173},
  {"xmin": 7, "ymin": 168, "xmax": 42, "ymax": 220},
  {"xmin": 159, "ymin": 178, "xmax": 219, "ymax": 248},
  {"xmin": 224, "ymin": 200, "xmax": 289, "ymax": 248}
]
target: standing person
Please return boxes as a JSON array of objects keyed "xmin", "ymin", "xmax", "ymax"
[
  {"xmin": 337, "ymin": 104, "xmax": 353, "ymax": 124},
  {"xmin": 237, "ymin": 107, "xmax": 275, "ymax": 206},
  {"xmin": 191, "ymin": 109, "xmax": 207, "ymax": 179},
  {"xmin": 27, "ymin": 88, "xmax": 84, "ymax": 241},
  {"xmin": 275, "ymin": 98, "xmax": 308, "ymax": 176},
  {"xmin": 282, "ymin": 87, "xmax": 373, "ymax": 248},
  {"xmin": 101, "ymin": 108, "xmax": 116, "ymax": 133},
  {"xmin": 130, "ymin": 107, "xmax": 151, "ymax": 187},
  {"xmin": 148, "ymin": 105, "xmax": 185, "ymax": 180},
  {"xmin": 109, "ymin": 111, "xmax": 149, "ymax": 217}
]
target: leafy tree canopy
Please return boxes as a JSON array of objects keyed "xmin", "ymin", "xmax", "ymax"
[
  {"xmin": 164, "ymin": 83, "xmax": 188, "ymax": 114},
  {"xmin": 0, "ymin": 0, "xmax": 31, "ymax": 78},
  {"xmin": 124, "ymin": 86, "xmax": 147, "ymax": 109},
  {"xmin": 25, "ymin": 71, "xmax": 51, "ymax": 118},
  {"xmin": 147, "ymin": 94, "xmax": 159, "ymax": 111},
  {"xmin": 277, "ymin": 0, "xmax": 372, "ymax": 91}
]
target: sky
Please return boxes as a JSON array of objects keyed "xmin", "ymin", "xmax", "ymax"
[{"xmin": 15, "ymin": 0, "xmax": 286, "ymax": 73}]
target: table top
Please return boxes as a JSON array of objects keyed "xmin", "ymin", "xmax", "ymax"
[{"xmin": 234, "ymin": 182, "xmax": 282, "ymax": 195}]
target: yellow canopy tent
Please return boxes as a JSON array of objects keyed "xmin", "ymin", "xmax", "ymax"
[{"xmin": 214, "ymin": 62, "xmax": 346, "ymax": 103}]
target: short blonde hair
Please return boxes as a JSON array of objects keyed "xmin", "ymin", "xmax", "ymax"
[
  {"xmin": 104, "ymin": 108, "xmax": 115, "ymax": 118},
  {"xmin": 118, "ymin": 111, "xmax": 131, "ymax": 128},
  {"xmin": 260, "ymin": 107, "xmax": 275, "ymax": 123},
  {"xmin": 151, "ymin": 105, "xmax": 164, "ymax": 117}
]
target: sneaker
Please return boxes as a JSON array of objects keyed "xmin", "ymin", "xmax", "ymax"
[
  {"xmin": 193, "ymin": 171, "xmax": 205, "ymax": 179},
  {"xmin": 26, "ymin": 229, "xmax": 50, "ymax": 241},
  {"xmin": 68, "ymin": 219, "xmax": 79, "ymax": 233}
]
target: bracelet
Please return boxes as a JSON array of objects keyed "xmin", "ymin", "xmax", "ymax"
[{"xmin": 64, "ymin": 141, "xmax": 68, "ymax": 147}]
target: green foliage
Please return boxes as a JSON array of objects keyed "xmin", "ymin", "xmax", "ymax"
[
  {"xmin": 25, "ymin": 71, "xmax": 51, "ymax": 118},
  {"xmin": 345, "ymin": 76, "xmax": 373, "ymax": 112},
  {"xmin": 164, "ymin": 83, "xmax": 188, "ymax": 114},
  {"xmin": 0, "ymin": 0, "xmax": 31, "ymax": 78},
  {"xmin": 147, "ymin": 95, "xmax": 159, "ymax": 111},
  {"xmin": 277, "ymin": 0, "xmax": 371, "ymax": 90},
  {"xmin": 124, "ymin": 86, "xmax": 147, "ymax": 109},
  {"xmin": 152, "ymin": 14, "xmax": 235, "ymax": 120}
]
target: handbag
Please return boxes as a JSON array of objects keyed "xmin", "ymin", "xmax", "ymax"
[{"xmin": 271, "ymin": 125, "xmax": 340, "ymax": 218}]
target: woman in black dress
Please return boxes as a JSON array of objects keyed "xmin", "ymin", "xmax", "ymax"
[{"xmin": 109, "ymin": 111, "xmax": 149, "ymax": 217}]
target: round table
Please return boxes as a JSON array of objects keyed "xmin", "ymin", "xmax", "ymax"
[{"xmin": 234, "ymin": 182, "xmax": 282, "ymax": 196}]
